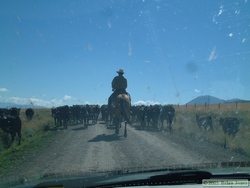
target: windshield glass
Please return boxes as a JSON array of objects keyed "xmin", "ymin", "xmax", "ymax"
[{"xmin": 0, "ymin": 0, "xmax": 249, "ymax": 186}]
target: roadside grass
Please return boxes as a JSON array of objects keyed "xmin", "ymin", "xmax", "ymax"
[
  {"xmin": 172, "ymin": 103, "xmax": 250, "ymax": 157},
  {"xmin": 0, "ymin": 108, "xmax": 56, "ymax": 175}
]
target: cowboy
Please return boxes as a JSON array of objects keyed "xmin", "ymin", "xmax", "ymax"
[{"xmin": 108, "ymin": 69, "xmax": 129, "ymax": 111}]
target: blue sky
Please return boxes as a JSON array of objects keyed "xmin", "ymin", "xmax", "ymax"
[{"xmin": 0, "ymin": 0, "xmax": 250, "ymax": 107}]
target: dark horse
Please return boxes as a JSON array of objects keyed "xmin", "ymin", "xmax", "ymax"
[{"xmin": 110, "ymin": 93, "xmax": 131, "ymax": 137}]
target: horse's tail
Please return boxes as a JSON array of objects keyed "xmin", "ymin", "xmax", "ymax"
[{"xmin": 120, "ymin": 98, "xmax": 131, "ymax": 125}]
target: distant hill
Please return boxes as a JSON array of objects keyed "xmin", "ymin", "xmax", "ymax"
[
  {"xmin": 186, "ymin": 95, "xmax": 250, "ymax": 105},
  {"xmin": 224, "ymin": 98, "xmax": 250, "ymax": 103},
  {"xmin": 0, "ymin": 102, "xmax": 45, "ymax": 109},
  {"xmin": 187, "ymin": 95, "xmax": 224, "ymax": 105}
]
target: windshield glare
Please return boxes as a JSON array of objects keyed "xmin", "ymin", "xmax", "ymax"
[{"xmin": 0, "ymin": 0, "xmax": 249, "ymax": 186}]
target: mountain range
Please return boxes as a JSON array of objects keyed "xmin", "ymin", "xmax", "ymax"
[
  {"xmin": 186, "ymin": 95, "xmax": 250, "ymax": 105},
  {"xmin": 0, "ymin": 95, "xmax": 249, "ymax": 108}
]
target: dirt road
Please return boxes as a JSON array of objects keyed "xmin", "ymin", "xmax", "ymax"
[{"xmin": 5, "ymin": 120, "xmax": 249, "ymax": 181}]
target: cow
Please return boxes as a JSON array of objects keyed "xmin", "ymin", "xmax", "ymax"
[
  {"xmin": 130, "ymin": 105, "xmax": 144, "ymax": 123},
  {"xmin": 195, "ymin": 114, "xmax": 213, "ymax": 132},
  {"xmin": 70, "ymin": 105, "xmax": 86, "ymax": 124},
  {"xmin": 139, "ymin": 105, "xmax": 150, "ymax": 127},
  {"xmin": 145, "ymin": 104, "xmax": 163, "ymax": 128},
  {"xmin": 0, "ymin": 108, "xmax": 10, "ymax": 117},
  {"xmin": 51, "ymin": 107, "xmax": 58, "ymax": 126},
  {"xmin": 51, "ymin": 105, "xmax": 70, "ymax": 129},
  {"xmin": 84, "ymin": 104, "xmax": 100, "ymax": 125},
  {"xmin": 219, "ymin": 117, "xmax": 240, "ymax": 137},
  {"xmin": 25, "ymin": 108, "xmax": 34, "ymax": 120},
  {"xmin": 100, "ymin": 104, "xmax": 110, "ymax": 123},
  {"xmin": 9, "ymin": 107, "xmax": 21, "ymax": 116},
  {"xmin": 0, "ymin": 108, "xmax": 22, "ymax": 146},
  {"xmin": 160, "ymin": 105, "xmax": 175, "ymax": 132}
]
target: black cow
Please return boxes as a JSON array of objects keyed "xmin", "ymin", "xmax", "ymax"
[
  {"xmin": 84, "ymin": 104, "xmax": 100, "ymax": 125},
  {"xmin": 196, "ymin": 114, "xmax": 213, "ymax": 132},
  {"xmin": 9, "ymin": 107, "xmax": 21, "ymax": 116},
  {"xmin": 25, "ymin": 108, "xmax": 34, "ymax": 120},
  {"xmin": 0, "ymin": 108, "xmax": 22, "ymax": 146},
  {"xmin": 51, "ymin": 105, "xmax": 70, "ymax": 129},
  {"xmin": 0, "ymin": 108, "xmax": 10, "ymax": 116},
  {"xmin": 70, "ymin": 105, "xmax": 86, "ymax": 124},
  {"xmin": 51, "ymin": 107, "xmax": 58, "ymax": 126},
  {"xmin": 161, "ymin": 105, "xmax": 175, "ymax": 132},
  {"xmin": 146, "ymin": 104, "xmax": 163, "ymax": 128},
  {"xmin": 219, "ymin": 117, "xmax": 240, "ymax": 137},
  {"xmin": 137, "ymin": 105, "xmax": 148, "ymax": 127},
  {"xmin": 130, "ymin": 105, "xmax": 144, "ymax": 123},
  {"xmin": 100, "ymin": 105, "xmax": 110, "ymax": 123}
]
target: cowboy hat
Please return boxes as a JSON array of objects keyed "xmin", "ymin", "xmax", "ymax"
[{"xmin": 116, "ymin": 69, "xmax": 125, "ymax": 74}]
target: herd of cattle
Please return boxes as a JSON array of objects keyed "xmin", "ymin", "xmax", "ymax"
[
  {"xmin": 51, "ymin": 104, "xmax": 101, "ymax": 129},
  {"xmin": 0, "ymin": 104, "xmax": 243, "ymax": 147},
  {"xmin": 51, "ymin": 104, "xmax": 176, "ymax": 132}
]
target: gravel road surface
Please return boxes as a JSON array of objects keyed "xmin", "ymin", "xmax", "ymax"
[{"xmin": 4, "ymin": 120, "xmax": 249, "ymax": 181}]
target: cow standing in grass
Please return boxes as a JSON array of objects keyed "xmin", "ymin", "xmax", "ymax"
[
  {"xmin": 196, "ymin": 114, "xmax": 213, "ymax": 132},
  {"xmin": 160, "ymin": 105, "xmax": 175, "ymax": 132},
  {"xmin": 0, "ymin": 107, "xmax": 22, "ymax": 146},
  {"xmin": 25, "ymin": 108, "xmax": 34, "ymax": 120},
  {"xmin": 219, "ymin": 117, "xmax": 240, "ymax": 148},
  {"xmin": 219, "ymin": 117, "xmax": 240, "ymax": 137}
]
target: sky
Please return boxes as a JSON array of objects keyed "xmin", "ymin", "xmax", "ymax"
[{"xmin": 0, "ymin": 0, "xmax": 250, "ymax": 107}]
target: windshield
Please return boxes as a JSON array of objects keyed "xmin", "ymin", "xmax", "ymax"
[{"xmin": 0, "ymin": 0, "xmax": 250, "ymax": 186}]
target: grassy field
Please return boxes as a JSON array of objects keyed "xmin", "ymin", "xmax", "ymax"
[
  {"xmin": 0, "ymin": 108, "xmax": 56, "ymax": 175},
  {"xmin": 172, "ymin": 103, "xmax": 250, "ymax": 157}
]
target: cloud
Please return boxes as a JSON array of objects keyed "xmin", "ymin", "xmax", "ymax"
[
  {"xmin": 63, "ymin": 95, "xmax": 72, "ymax": 101},
  {"xmin": 8, "ymin": 97, "xmax": 53, "ymax": 107},
  {"xmin": 194, "ymin": 89, "xmax": 200, "ymax": 93},
  {"xmin": 0, "ymin": 88, "xmax": 8, "ymax": 92},
  {"xmin": 2, "ymin": 95, "xmax": 76, "ymax": 107},
  {"xmin": 133, "ymin": 100, "xmax": 160, "ymax": 106}
]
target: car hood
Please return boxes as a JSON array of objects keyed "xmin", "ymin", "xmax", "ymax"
[{"xmin": 1, "ymin": 162, "xmax": 250, "ymax": 188}]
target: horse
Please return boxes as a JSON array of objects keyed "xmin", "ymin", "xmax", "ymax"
[{"xmin": 110, "ymin": 93, "xmax": 131, "ymax": 137}]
